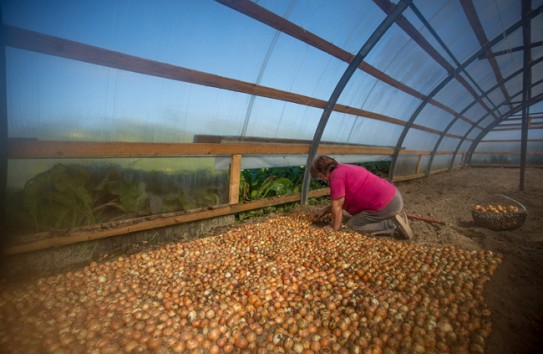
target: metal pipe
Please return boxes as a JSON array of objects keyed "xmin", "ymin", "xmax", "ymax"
[
  {"xmin": 0, "ymin": 10, "xmax": 7, "ymax": 252},
  {"xmin": 300, "ymin": 0, "xmax": 413, "ymax": 204},
  {"xmin": 520, "ymin": 0, "xmax": 532, "ymax": 191}
]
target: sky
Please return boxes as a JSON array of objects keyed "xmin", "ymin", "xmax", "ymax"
[{"xmin": 2, "ymin": 0, "xmax": 541, "ymax": 188}]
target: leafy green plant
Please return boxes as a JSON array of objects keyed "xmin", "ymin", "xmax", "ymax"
[
  {"xmin": 5, "ymin": 160, "xmax": 389, "ymax": 236},
  {"xmin": 6, "ymin": 163, "xmax": 227, "ymax": 236},
  {"xmin": 236, "ymin": 161, "xmax": 390, "ymax": 221},
  {"xmin": 355, "ymin": 161, "xmax": 390, "ymax": 178},
  {"xmin": 239, "ymin": 166, "xmax": 325, "ymax": 202},
  {"xmin": 17, "ymin": 164, "xmax": 95, "ymax": 232}
]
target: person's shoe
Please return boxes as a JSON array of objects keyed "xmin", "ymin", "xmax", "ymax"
[{"xmin": 394, "ymin": 212, "xmax": 414, "ymax": 239}]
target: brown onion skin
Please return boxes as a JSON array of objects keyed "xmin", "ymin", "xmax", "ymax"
[{"xmin": 0, "ymin": 212, "xmax": 501, "ymax": 353}]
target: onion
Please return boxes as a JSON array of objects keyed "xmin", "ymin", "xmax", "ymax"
[{"xmin": 0, "ymin": 212, "xmax": 501, "ymax": 353}]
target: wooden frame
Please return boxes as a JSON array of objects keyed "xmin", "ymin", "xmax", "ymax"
[
  {"xmin": 6, "ymin": 139, "xmax": 460, "ymax": 255},
  {"xmin": 3, "ymin": 25, "xmax": 468, "ymax": 140},
  {"xmin": 7, "ymin": 139, "xmax": 537, "ymax": 255},
  {"xmin": 2, "ymin": 7, "xmax": 541, "ymax": 255},
  {"xmin": 4, "ymin": 189, "xmax": 330, "ymax": 255},
  {"xmin": 7, "ymin": 140, "xmax": 396, "ymax": 158}
]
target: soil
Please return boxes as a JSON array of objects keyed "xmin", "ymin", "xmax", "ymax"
[
  {"xmin": 341, "ymin": 167, "xmax": 543, "ymax": 354},
  {"xmin": 256, "ymin": 166, "xmax": 542, "ymax": 354},
  {"xmin": 2, "ymin": 167, "xmax": 541, "ymax": 353},
  {"xmin": 208, "ymin": 166, "xmax": 543, "ymax": 353}
]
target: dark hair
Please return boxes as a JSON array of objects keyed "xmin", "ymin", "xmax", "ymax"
[{"xmin": 310, "ymin": 155, "xmax": 338, "ymax": 178}]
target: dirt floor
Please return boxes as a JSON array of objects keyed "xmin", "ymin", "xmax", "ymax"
[
  {"xmin": 373, "ymin": 167, "xmax": 543, "ymax": 354},
  {"xmin": 250, "ymin": 166, "xmax": 543, "ymax": 354},
  {"xmin": 1, "ymin": 167, "xmax": 541, "ymax": 353}
]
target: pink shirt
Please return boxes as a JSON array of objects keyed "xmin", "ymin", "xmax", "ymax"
[{"xmin": 329, "ymin": 164, "xmax": 397, "ymax": 215}]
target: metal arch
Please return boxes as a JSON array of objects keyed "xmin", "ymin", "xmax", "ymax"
[
  {"xmin": 432, "ymin": 4, "xmax": 543, "ymax": 173},
  {"xmin": 239, "ymin": 1, "xmax": 296, "ymax": 139},
  {"xmin": 300, "ymin": 0, "xmax": 413, "ymax": 204},
  {"xmin": 465, "ymin": 89, "xmax": 543, "ymax": 165},
  {"xmin": 427, "ymin": 103, "xmax": 481, "ymax": 175},
  {"xmin": 451, "ymin": 67, "xmax": 543, "ymax": 170},
  {"xmin": 387, "ymin": 5, "xmax": 542, "ymax": 182},
  {"xmin": 407, "ymin": 0, "xmax": 504, "ymax": 176},
  {"xmin": 465, "ymin": 79, "xmax": 543, "ymax": 159},
  {"xmin": 407, "ymin": 2, "xmax": 501, "ymax": 117},
  {"xmin": 431, "ymin": 55, "xmax": 543, "ymax": 174},
  {"xmin": 460, "ymin": 81, "xmax": 543, "ymax": 170}
]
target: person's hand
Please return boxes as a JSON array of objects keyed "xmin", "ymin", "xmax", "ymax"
[
  {"xmin": 313, "ymin": 210, "xmax": 323, "ymax": 221},
  {"xmin": 323, "ymin": 224, "xmax": 335, "ymax": 231}
]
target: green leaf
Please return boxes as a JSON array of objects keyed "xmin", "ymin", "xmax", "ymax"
[
  {"xmin": 267, "ymin": 177, "xmax": 293, "ymax": 196},
  {"xmin": 119, "ymin": 180, "xmax": 148, "ymax": 213}
]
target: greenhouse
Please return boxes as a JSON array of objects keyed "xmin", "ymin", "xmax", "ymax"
[{"xmin": 1, "ymin": 1, "xmax": 542, "ymax": 353}]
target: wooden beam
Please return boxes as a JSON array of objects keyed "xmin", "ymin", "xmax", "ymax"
[
  {"xmin": 481, "ymin": 139, "xmax": 543, "ymax": 143},
  {"xmin": 473, "ymin": 151, "xmax": 543, "ymax": 155},
  {"xmin": 3, "ymin": 25, "xmax": 468, "ymax": 139},
  {"xmin": 7, "ymin": 140, "xmax": 314, "ymax": 158},
  {"xmin": 7, "ymin": 139, "xmax": 403, "ymax": 158},
  {"xmin": 218, "ymin": 0, "xmax": 481, "ymax": 129},
  {"xmin": 493, "ymin": 126, "xmax": 543, "ymax": 131},
  {"xmin": 2, "ymin": 26, "xmax": 321, "ymax": 109},
  {"xmin": 460, "ymin": 0, "xmax": 512, "ymax": 111},
  {"xmin": 429, "ymin": 167, "xmax": 450, "ymax": 175},
  {"xmin": 469, "ymin": 163, "xmax": 542, "ymax": 168},
  {"xmin": 7, "ymin": 139, "xmax": 465, "ymax": 159},
  {"xmin": 4, "ymin": 188, "xmax": 330, "ymax": 255},
  {"xmin": 415, "ymin": 154, "xmax": 424, "ymax": 174},
  {"xmin": 7, "ymin": 140, "xmax": 308, "ymax": 158},
  {"xmin": 392, "ymin": 172, "xmax": 426, "ymax": 182},
  {"xmin": 398, "ymin": 149, "xmax": 457, "ymax": 155},
  {"xmin": 374, "ymin": 0, "xmax": 490, "ymax": 126},
  {"xmin": 229, "ymin": 154, "xmax": 241, "ymax": 204}
]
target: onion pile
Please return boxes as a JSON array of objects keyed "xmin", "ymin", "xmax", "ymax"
[{"xmin": 0, "ymin": 212, "xmax": 502, "ymax": 353}]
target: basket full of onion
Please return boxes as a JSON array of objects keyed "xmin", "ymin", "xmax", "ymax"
[{"xmin": 472, "ymin": 194, "xmax": 527, "ymax": 231}]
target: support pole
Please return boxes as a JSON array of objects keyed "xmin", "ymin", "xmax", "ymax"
[
  {"xmin": 301, "ymin": 0, "xmax": 413, "ymax": 204},
  {"xmin": 229, "ymin": 154, "xmax": 241, "ymax": 204},
  {"xmin": 0, "ymin": 10, "xmax": 8, "ymax": 253},
  {"xmin": 520, "ymin": 0, "xmax": 532, "ymax": 191}
]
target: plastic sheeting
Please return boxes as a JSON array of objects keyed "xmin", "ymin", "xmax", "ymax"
[{"xmin": 2, "ymin": 0, "xmax": 542, "ymax": 172}]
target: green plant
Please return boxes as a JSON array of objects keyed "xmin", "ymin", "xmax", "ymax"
[
  {"xmin": 6, "ymin": 164, "xmax": 227, "ymax": 237},
  {"xmin": 9, "ymin": 164, "xmax": 95, "ymax": 233},
  {"xmin": 236, "ymin": 161, "xmax": 390, "ymax": 221}
]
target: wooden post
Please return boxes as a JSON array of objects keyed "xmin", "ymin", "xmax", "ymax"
[
  {"xmin": 229, "ymin": 154, "xmax": 241, "ymax": 204},
  {"xmin": 416, "ymin": 154, "xmax": 423, "ymax": 174}
]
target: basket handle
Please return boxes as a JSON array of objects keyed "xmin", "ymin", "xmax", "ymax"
[{"xmin": 496, "ymin": 194, "xmax": 527, "ymax": 213}]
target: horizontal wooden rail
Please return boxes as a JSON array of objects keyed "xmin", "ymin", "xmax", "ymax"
[
  {"xmin": 4, "ymin": 140, "xmax": 470, "ymax": 256},
  {"xmin": 217, "ymin": 0, "xmax": 482, "ymax": 130},
  {"xmin": 493, "ymin": 126, "xmax": 543, "ymax": 131},
  {"xmin": 4, "ymin": 189, "xmax": 330, "ymax": 255},
  {"xmin": 469, "ymin": 163, "xmax": 542, "ymax": 168},
  {"xmin": 392, "ymin": 166, "xmax": 452, "ymax": 182},
  {"xmin": 480, "ymin": 139, "xmax": 543, "ymax": 143},
  {"xmin": 472, "ymin": 151, "xmax": 543, "ymax": 155},
  {"xmin": 3, "ymin": 25, "xmax": 469, "ymax": 140},
  {"xmin": 7, "ymin": 139, "xmax": 461, "ymax": 159}
]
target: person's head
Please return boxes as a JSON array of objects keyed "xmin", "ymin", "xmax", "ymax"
[{"xmin": 310, "ymin": 155, "xmax": 338, "ymax": 180}]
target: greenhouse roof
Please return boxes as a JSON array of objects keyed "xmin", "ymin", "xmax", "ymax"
[{"xmin": 1, "ymin": 0, "xmax": 542, "ymax": 188}]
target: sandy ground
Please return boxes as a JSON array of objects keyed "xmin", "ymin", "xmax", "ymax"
[
  {"xmin": 384, "ymin": 167, "xmax": 543, "ymax": 354},
  {"xmin": 1, "ymin": 167, "xmax": 541, "ymax": 353},
  {"xmin": 262, "ymin": 166, "xmax": 542, "ymax": 354}
]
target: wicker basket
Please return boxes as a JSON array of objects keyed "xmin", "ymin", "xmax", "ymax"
[{"xmin": 471, "ymin": 194, "xmax": 527, "ymax": 231}]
